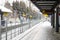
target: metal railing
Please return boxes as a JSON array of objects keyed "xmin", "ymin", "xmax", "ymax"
[{"xmin": 0, "ymin": 17, "xmax": 41, "ymax": 40}]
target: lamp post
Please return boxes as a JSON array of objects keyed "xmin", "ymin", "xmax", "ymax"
[
  {"xmin": 29, "ymin": 1, "xmax": 31, "ymax": 28},
  {"xmin": 0, "ymin": 10, "xmax": 3, "ymax": 40},
  {"xmin": 0, "ymin": 10, "xmax": 4, "ymax": 26},
  {"xmin": 19, "ymin": 7, "xmax": 23, "ymax": 33}
]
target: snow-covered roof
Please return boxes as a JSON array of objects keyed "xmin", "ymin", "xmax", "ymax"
[{"xmin": 0, "ymin": 6, "xmax": 12, "ymax": 13}]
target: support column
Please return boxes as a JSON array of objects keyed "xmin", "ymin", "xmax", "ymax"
[
  {"xmin": 51, "ymin": 14, "xmax": 53, "ymax": 26},
  {"xmin": 56, "ymin": 7, "xmax": 59, "ymax": 32},
  {"xmin": 52, "ymin": 13, "xmax": 55, "ymax": 28},
  {"xmin": 51, "ymin": 12, "xmax": 54, "ymax": 28},
  {"xmin": 0, "ymin": 10, "xmax": 3, "ymax": 40}
]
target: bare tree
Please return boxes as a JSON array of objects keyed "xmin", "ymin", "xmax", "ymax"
[{"xmin": 13, "ymin": 1, "xmax": 20, "ymax": 10}]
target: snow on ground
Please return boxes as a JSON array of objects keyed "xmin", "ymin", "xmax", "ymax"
[
  {"xmin": 12, "ymin": 20, "xmax": 51, "ymax": 40},
  {"xmin": 42, "ymin": 21, "xmax": 51, "ymax": 27},
  {"xmin": 20, "ymin": 21, "xmax": 54, "ymax": 40}
]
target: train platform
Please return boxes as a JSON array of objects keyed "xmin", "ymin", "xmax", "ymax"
[
  {"xmin": 0, "ymin": 0, "xmax": 60, "ymax": 40},
  {"xmin": 12, "ymin": 21, "xmax": 60, "ymax": 40}
]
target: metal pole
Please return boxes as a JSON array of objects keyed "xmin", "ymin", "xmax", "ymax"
[
  {"xmin": 51, "ymin": 14, "xmax": 53, "ymax": 27},
  {"xmin": 29, "ymin": 1, "xmax": 31, "ymax": 28},
  {"xmin": 0, "ymin": 10, "xmax": 2, "ymax": 40},
  {"xmin": 29, "ymin": 12, "xmax": 30, "ymax": 27},
  {"xmin": 53, "ymin": 11, "xmax": 55, "ymax": 28},
  {"xmin": 14, "ymin": 10, "xmax": 16, "ymax": 37},
  {"xmin": 56, "ymin": 7, "xmax": 59, "ymax": 32},
  {"xmin": 6, "ymin": 17, "xmax": 8, "ymax": 40},
  {"xmin": 19, "ymin": 11, "xmax": 21, "ymax": 33},
  {"xmin": 0, "ymin": 15, "xmax": 1, "ymax": 40},
  {"xmin": 20, "ymin": 8, "xmax": 23, "ymax": 33},
  {"xmin": 51, "ymin": 13, "xmax": 55, "ymax": 28},
  {"xmin": 21, "ymin": 8, "xmax": 23, "ymax": 33},
  {"xmin": 11, "ymin": 18, "xmax": 12, "ymax": 39}
]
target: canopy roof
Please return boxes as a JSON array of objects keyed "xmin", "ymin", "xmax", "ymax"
[{"xmin": 0, "ymin": 6, "xmax": 12, "ymax": 13}]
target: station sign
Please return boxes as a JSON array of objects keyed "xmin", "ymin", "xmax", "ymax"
[
  {"xmin": 3, "ymin": 12, "xmax": 8, "ymax": 16},
  {"xmin": 23, "ymin": 12, "xmax": 26, "ymax": 17},
  {"xmin": 43, "ymin": 14, "xmax": 48, "ymax": 17}
]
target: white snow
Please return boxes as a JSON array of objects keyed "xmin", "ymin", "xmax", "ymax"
[
  {"xmin": 12, "ymin": 20, "xmax": 51, "ymax": 40},
  {"xmin": 0, "ymin": 6, "xmax": 12, "ymax": 12}
]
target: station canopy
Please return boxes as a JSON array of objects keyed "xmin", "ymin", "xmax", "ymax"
[
  {"xmin": 0, "ymin": 6, "xmax": 12, "ymax": 13},
  {"xmin": 31, "ymin": 0, "xmax": 59, "ymax": 15}
]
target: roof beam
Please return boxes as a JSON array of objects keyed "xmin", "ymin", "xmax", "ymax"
[
  {"xmin": 51, "ymin": 1, "xmax": 59, "ymax": 10},
  {"xmin": 36, "ymin": 1, "xmax": 56, "ymax": 4},
  {"xmin": 38, "ymin": 4, "xmax": 54, "ymax": 6}
]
